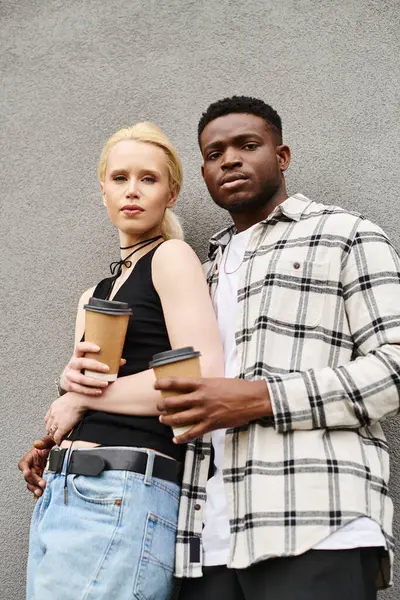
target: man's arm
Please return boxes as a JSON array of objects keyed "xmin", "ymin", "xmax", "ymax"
[
  {"xmin": 157, "ymin": 220, "xmax": 400, "ymax": 441},
  {"xmin": 267, "ymin": 219, "xmax": 400, "ymax": 433}
]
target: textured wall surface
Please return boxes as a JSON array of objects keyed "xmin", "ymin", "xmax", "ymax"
[{"xmin": 1, "ymin": 0, "xmax": 400, "ymax": 597}]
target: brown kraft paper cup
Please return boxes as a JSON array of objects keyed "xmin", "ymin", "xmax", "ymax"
[
  {"xmin": 83, "ymin": 297, "xmax": 132, "ymax": 382},
  {"xmin": 149, "ymin": 347, "xmax": 201, "ymax": 438}
]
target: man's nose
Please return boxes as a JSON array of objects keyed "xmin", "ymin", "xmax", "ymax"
[{"xmin": 221, "ymin": 149, "xmax": 242, "ymax": 170}]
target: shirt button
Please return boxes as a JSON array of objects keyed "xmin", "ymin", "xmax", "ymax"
[
  {"xmin": 199, "ymin": 454, "xmax": 205, "ymax": 461},
  {"xmin": 194, "ymin": 504, "xmax": 201, "ymax": 511},
  {"xmin": 293, "ymin": 262, "xmax": 300, "ymax": 270}
]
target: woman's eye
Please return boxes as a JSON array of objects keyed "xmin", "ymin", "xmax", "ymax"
[
  {"xmin": 113, "ymin": 175, "xmax": 126, "ymax": 182},
  {"xmin": 143, "ymin": 176, "xmax": 156, "ymax": 183}
]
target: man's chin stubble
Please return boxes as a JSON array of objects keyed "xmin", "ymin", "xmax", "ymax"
[{"xmin": 214, "ymin": 192, "xmax": 272, "ymax": 214}]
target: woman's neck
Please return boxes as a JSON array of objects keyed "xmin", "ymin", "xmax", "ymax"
[{"xmin": 119, "ymin": 227, "xmax": 162, "ymax": 260}]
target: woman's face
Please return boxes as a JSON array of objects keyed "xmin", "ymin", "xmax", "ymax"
[{"xmin": 101, "ymin": 140, "xmax": 176, "ymax": 240}]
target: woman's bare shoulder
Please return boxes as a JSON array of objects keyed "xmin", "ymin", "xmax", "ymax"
[
  {"xmin": 78, "ymin": 286, "xmax": 96, "ymax": 308},
  {"xmin": 153, "ymin": 239, "xmax": 200, "ymax": 268}
]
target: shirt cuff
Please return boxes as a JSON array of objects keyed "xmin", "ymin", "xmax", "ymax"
[{"xmin": 266, "ymin": 373, "xmax": 314, "ymax": 433}]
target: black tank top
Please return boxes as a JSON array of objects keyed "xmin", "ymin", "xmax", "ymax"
[{"xmin": 69, "ymin": 246, "xmax": 185, "ymax": 462}]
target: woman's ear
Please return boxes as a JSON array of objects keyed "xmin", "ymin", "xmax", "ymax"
[
  {"xmin": 100, "ymin": 182, "xmax": 107, "ymax": 207},
  {"xmin": 166, "ymin": 184, "xmax": 178, "ymax": 209}
]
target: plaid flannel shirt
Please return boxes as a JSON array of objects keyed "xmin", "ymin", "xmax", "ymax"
[{"xmin": 174, "ymin": 194, "xmax": 399, "ymax": 586}]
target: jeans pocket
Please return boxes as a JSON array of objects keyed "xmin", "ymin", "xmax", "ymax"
[
  {"xmin": 70, "ymin": 471, "xmax": 125, "ymax": 505},
  {"xmin": 133, "ymin": 512, "xmax": 177, "ymax": 600}
]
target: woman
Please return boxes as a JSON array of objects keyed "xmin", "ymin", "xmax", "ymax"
[{"xmin": 27, "ymin": 122, "xmax": 224, "ymax": 600}]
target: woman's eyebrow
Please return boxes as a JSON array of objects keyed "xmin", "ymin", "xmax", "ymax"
[
  {"xmin": 138, "ymin": 168, "xmax": 162, "ymax": 177},
  {"xmin": 109, "ymin": 168, "xmax": 127, "ymax": 177},
  {"xmin": 109, "ymin": 167, "xmax": 162, "ymax": 177}
]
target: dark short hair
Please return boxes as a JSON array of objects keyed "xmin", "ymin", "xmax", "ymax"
[{"xmin": 198, "ymin": 95, "xmax": 282, "ymax": 145}]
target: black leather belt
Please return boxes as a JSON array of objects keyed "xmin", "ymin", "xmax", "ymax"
[{"xmin": 47, "ymin": 447, "xmax": 182, "ymax": 485}]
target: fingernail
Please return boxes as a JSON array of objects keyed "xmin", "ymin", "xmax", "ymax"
[
  {"xmin": 159, "ymin": 416, "xmax": 164, "ymax": 423},
  {"xmin": 101, "ymin": 365, "xmax": 110, "ymax": 371},
  {"xmin": 93, "ymin": 345, "xmax": 100, "ymax": 350}
]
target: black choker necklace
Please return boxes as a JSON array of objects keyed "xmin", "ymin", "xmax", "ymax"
[
  {"xmin": 107, "ymin": 235, "xmax": 163, "ymax": 299},
  {"xmin": 119, "ymin": 237, "xmax": 163, "ymax": 251}
]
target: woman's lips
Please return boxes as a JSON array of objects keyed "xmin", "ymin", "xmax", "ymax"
[{"xmin": 121, "ymin": 205, "xmax": 144, "ymax": 216}]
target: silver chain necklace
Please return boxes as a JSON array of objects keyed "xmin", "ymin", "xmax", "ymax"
[{"xmin": 223, "ymin": 237, "xmax": 246, "ymax": 275}]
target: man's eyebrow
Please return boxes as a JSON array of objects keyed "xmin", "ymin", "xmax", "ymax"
[{"xmin": 203, "ymin": 132, "xmax": 264, "ymax": 153}]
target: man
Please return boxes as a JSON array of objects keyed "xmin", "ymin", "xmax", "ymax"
[{"xmin": 20, "ymin": 96, "xmax": 399, "ymax": 599}]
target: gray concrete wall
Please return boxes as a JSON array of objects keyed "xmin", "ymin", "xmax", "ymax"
[{"xmin": 1, "ymin": 0, "xmax": 399, "ymax": 597}]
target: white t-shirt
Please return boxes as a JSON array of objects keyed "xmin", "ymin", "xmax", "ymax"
[{"xmin": 202, "ymin": 224, "xmax": 386, "ymax": 566}]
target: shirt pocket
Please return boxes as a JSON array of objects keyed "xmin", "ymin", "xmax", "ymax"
[{"xmin": 265, "ymin": 260, "xmax": 329, "ymax": 328}]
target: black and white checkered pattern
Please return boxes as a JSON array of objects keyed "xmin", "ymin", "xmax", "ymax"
[{"xmin": 175, "ymin": 194, "xmax": 398, "ymax": 586}]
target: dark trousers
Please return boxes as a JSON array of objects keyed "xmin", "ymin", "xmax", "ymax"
[{"xmin": 178, "ymin": 548, "xmax": 381, "ymax": 600}]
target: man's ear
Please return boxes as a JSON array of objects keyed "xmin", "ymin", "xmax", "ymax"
[
  {"xmin": 100, "ymin": 182, "xmax": 107, "ymax": 207},
  {"xmin": 276, "ymin": 144, "xmax": 291, "ymax": 172},
  {"xmin": 201, "ymin": 164, "xmax": 205, "ymax": 179}
]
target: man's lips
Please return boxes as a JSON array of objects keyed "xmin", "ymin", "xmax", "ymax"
[
  {"xmin": 121, "ymin": 204, "xmax": 144, "ymax": 215},
  {"xmin": 219, "ymin": 173, "xmax": 249, "ymax": 189}
]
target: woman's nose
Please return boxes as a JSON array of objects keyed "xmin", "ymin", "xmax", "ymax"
[{"xmin": 126, "ymin": 179, "xmax": 140, "ymax": 198}]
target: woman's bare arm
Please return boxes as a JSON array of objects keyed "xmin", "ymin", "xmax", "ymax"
[
  {"xmin": 83, "ymin": 240, "xmax": 224, "ymax": 413},
  {"xmin": 51, "ymin": 240, "xmax": 224, "ymax": 424}
]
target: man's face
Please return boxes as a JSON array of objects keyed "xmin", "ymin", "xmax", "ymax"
[{"xmin": 200, "ymin": 113, "xmax": 288, "ymax": 214}]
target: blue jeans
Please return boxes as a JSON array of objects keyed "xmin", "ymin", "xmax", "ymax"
[{"xmin": 27, "ymin": 448, "xmax": 180, "ymax": 600}]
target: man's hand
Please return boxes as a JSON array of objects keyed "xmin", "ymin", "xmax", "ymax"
[
  {"xmin": 44, "ymin": 392, "xmax": 87, "ymax": 445},
  {"xmin": 155, "ymin": 377, "xmax": 272, "ymax": 443},
  {"xmin": 18, "ymin": 436, "xmax": 55, "ymax": 501}
]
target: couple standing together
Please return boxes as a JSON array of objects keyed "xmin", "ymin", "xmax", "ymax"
[{"xmin": 20, "ymin": 96, "xmax": 399, "ymax": 600}]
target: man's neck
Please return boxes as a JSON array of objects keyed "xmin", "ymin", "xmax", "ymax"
[{"xmin": 231, "ymin": 188, "xmax": 289, "ymax": 232}]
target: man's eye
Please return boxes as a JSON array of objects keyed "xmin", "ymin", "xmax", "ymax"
[
  {"xmin": 208, "ymin": 152, "xmax": 221, "ymax": 161},
  {"xmin": 243, "ymin": 143, "xmax": 258, "ymax": 151}
]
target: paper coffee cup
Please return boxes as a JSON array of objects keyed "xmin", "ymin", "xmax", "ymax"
[
  {"xmin": 83, "ymin": 297, "xmax": 132, "ymax": 382},
  {"xmin": 150, "ymin": 347, "xmax": 201, "ymax": 437}
]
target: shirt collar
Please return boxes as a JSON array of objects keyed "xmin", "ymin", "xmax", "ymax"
[{"xmin": 208, "ymin": 193, "xmax": 313, "ymax": 260}]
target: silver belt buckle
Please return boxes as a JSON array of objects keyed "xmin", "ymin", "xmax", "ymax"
[
  {"xmin": 45, "ymin": 454, "xmax": 52, "ymax": 473},
  {"xmin": 45, "ymin": 447, "xmax": 64, "ymax": 473}
]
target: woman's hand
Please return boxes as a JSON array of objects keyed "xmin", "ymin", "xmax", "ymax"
[
  {"xmin": 44, "ymin": 393, "xmax": 88, "ymax": 445},
  {"xmin": 60, "ymin": 341, "xmax": 126, "ymax": 396}
]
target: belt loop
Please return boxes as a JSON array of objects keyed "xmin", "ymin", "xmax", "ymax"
[{"xmin": 144, "ymin": 451, "xmax": 154, "ymax": 486}]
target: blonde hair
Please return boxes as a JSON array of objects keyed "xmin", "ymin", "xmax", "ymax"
[{"xmin": 98, "ymin": 122, "xmax": 183, "ymax": 240}]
